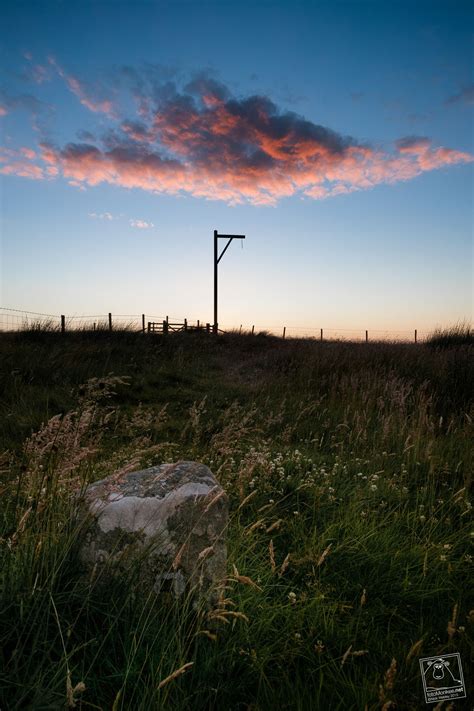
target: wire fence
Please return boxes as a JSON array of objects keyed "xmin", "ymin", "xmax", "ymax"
[
  {"xmin": 0, "ymin": 307, "xmax": 437, "ymax": 342},
  {"xmin": 221, "ymin": 323, "xmax": 433, "ymax": 342}
]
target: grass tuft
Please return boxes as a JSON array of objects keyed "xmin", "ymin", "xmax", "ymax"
[{"xmin": 426, "ymin": 322, "xmax": 472, "ymax": 348}]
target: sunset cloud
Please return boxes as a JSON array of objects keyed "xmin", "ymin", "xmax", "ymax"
[
  {"xmin": 0, "ymin": 146, "xmax": 45, "ymax": 179},
  {"xmin": 445, "ymin": 84, "xmax": 474, "ymax": 106},
  {"xmin": 0, "ymin": 90, "xmax": 47, "ymax": 119},
  {"xmin": 88, "ymin": 211, "xmax": 114, "ymax": 220},
  {"xmin": 49, "ymin": 57, "xmax": 115, "ymax": 116},
  {"xmin": 2, "ymin": 68, "xmax": 472, "ymax": 205},
  {"xmin": 87, "ymin": 211, "xmax": 154, "ymax": 228},
  {"xmin": 129, "ymin": 218, "xmax": 154, "ymax": 229},
  {"xmin": 22, "ymin": 53, "xmax": 52, "ymax": 85}
]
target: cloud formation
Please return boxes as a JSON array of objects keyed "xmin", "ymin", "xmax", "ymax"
[
  {"xmin": 0, "ymin": 90, "xmax": 46, "ymax": 119},
  {"xmin": 87, "ymin": 211, "xmax": 154, "ymax": 228},
  {"xmin": 49, "ymin": 57, "xmax": 115, "ymax": 116},
  {"xmin": 88, "ymin": 211, "xmax": 114, "ymax": 220},
  {"xmin": 0, "ymin": 146, "xmax": 44, "ymax": 179},
  {"xmin": 129, "ymin": 219, "xmax": 154, "ymax": 229},
  {"xmin": 1, "ymin": 66, "xmax": 472, "ymax": 205},
  {"xmin": 445, "ymin": 85, "xmax": 474, "ymax": 106}
]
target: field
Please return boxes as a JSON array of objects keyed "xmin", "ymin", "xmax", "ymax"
[{"xmin": 0, "ymin": 329, "xmax": 472, "ymax": 710}]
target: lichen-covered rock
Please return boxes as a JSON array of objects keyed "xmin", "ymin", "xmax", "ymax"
[{"xmin": 78, "ymin": 461, "xmax": 228, "ymax": 603}]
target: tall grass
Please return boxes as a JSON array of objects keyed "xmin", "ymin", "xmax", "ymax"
[
  {"xmin": 0, "ymin": 331, "xmax": 472, "ymax": 709},
  {"xmin": 426, "ymin": 322, "xmax": 472, "ymax": 348}
]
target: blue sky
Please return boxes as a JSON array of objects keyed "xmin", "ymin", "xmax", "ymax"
[{"xmin": 1, "ymin": 0, "xmax": 472, "ymax": 334}]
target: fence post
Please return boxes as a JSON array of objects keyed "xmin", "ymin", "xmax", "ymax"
[
  {"xmin": 251, "ymin": 325, "xmax": 255, "ymax": 335},
  {"xmin": 197, "ymin": 319, "xmax": 200, "ymax": 329},
  {"xmin": 108, "ymin": 313, "xmax": 112, "ymax": 331},
  {"xmin": 184, "ymin": 318, "xmax": 188, "ymax": 332},
  {"xmin": 147, "ymin": 322, "xmax": 151, "ymax": 333},
  {"xmin": 283, "ymin": 326, "xmax": 286, "ymax": 339},
  {"xmin": 166, "ymin": 315, "xmax": 169, "ymax": 324},
  {"xmin": 142, "ymin": 314, "xmax": 145, "ymax": 333},
  {"xmin": 93, "ymin": 322, "xmax": 96, "ymax": 331},
  {"xmin": 239, "ymin": 324, "xmax": 242, "ymax": 334},
  {"xmin": 61, "ymin": 315, "xmax": 65, "ymax": 333},
  {"xmin": 365, "ymin": 330, "xmax": 368, "ymax": 343},
  {"xmin": 320, "ymin": 328, "xmax": 323, "ymax": 341},
  {"xmin": 414, "ymin": 329, "xmax": 417, "ymax": 344},
  {"xmin": 163, "ymin": 320, "xmax": 168, "ymax": 334},
  {"xmin": 206, "ymin": 323, "xmax": 210, "ymax": 334}
]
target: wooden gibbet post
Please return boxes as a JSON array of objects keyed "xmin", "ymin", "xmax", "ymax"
[
  {"xmin": 213, "ymin": 229, "xmax": 246, "ymax": 335},
  {"xmin": 213, "ymin": 229, "xmax": 218, "ymax": 334}
]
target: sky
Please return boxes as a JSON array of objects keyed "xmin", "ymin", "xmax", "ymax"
[{"xmin": 0, "ymin": 0, "xmax": 472, "ymax": 336}]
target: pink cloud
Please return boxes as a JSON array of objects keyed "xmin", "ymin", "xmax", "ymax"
[
  {"xmin": 0, "ymin": 147, "xmax": 45, "ymax": 180},
  {"xmin": 65, "ymin": 75, "xmax": 114, "ymax": 115},
  {"xmin": 49, "ymin": 57, "xmax": 115, "ymax": 116},
  {"xmin": 2, "ymin": 71, "xmax": 473, "ymax": 205},
  {"xmin": 20, "ymin": 147, "xmax": 36, "ymax": 160},
  {"xmin": 129, "ymin": 219, "xmax": 154, "ymax": 229},
  {"xmin": 31, "ymin": 64, "xmax": 50, "ymax": 85}
]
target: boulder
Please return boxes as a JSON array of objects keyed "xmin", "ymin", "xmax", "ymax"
[{"xmin": 78, "ymin": 461, "xmax": 228, "ymax": 603}]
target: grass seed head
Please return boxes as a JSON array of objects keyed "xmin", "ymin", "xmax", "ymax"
[
  {"xmin": 158, "ymin": 662, "xmax": 194, "ymax": 689},
  {"xmin": 269, "ymin": 539, "xmax": 276, "ymax": 573}
]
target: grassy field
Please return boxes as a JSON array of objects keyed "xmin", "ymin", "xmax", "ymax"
[{"xmin": 0, "ymin": 329, "xmax": 472, "ymax": 710}]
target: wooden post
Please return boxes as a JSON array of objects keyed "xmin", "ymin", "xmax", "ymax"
[
  {"xmin": 108, "ymin": 313, "xmax": 112, "ymax": 331},
  {"xmin": 320, "ymin": 328, "xmax": 323, "ymax": 341},
  {"xmin": 365, "ymin": 330, "xmax": 368, "ymax": 343},
  {"xmin": 184, "ymin": 318, "xmax": 188, "ymax": 332},
  {"xmin": 283, "ymin": 326, "xmax": 286, "ymax": 339},
  {"xmin": 251, "ymin": 325, "xmax": 255, "ymax": 335},
  {"xmin": 414, "ymin": 329, "xmax": 417, "ymax": 344},
  {"xmin": 206, "ymin": 323, "xmax": 210, "ymax": 334},
  {"xmin": 239, "ymin": 324, "xmax": 242, "ymax": 334},
  {"xmin": 147, "ymin": 322, "xmax": 151, "ymax": 333},
  {"xmin": 142, "ymin": 314, "xmax": 145, "ymax": 333},
  {"xmin": 61, "ymin": 315, "xmax": 65, "ymax": 333},
  {"xmin": 93, "ymin": 322, "xmax": 96, "ymax": 331},
  {"xmin": 166, "ymin": 315, "xmax": 169, "ymax": 324},
  {"xmin": 214, "ymin": 230, "xmax": 245, "ymax": 335},
  {"xmin": 214, "ymin": 229, "xmax": 218, "ymax": 335},
  {"xmin": 197, "ymin": 319, "xmax": 200, "ymax": 329},
  {"xmin": 163, "ymin": 320, "xmax": 168, "ymax": 334}
]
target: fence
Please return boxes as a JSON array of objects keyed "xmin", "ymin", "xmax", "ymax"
[
  {"xmin": 0, "ymin": 307, "xmax": 436, "ymax": 342},
  {"xmin": 236, "ymin": 324, "xmax": 429, "ymax": 343}
]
